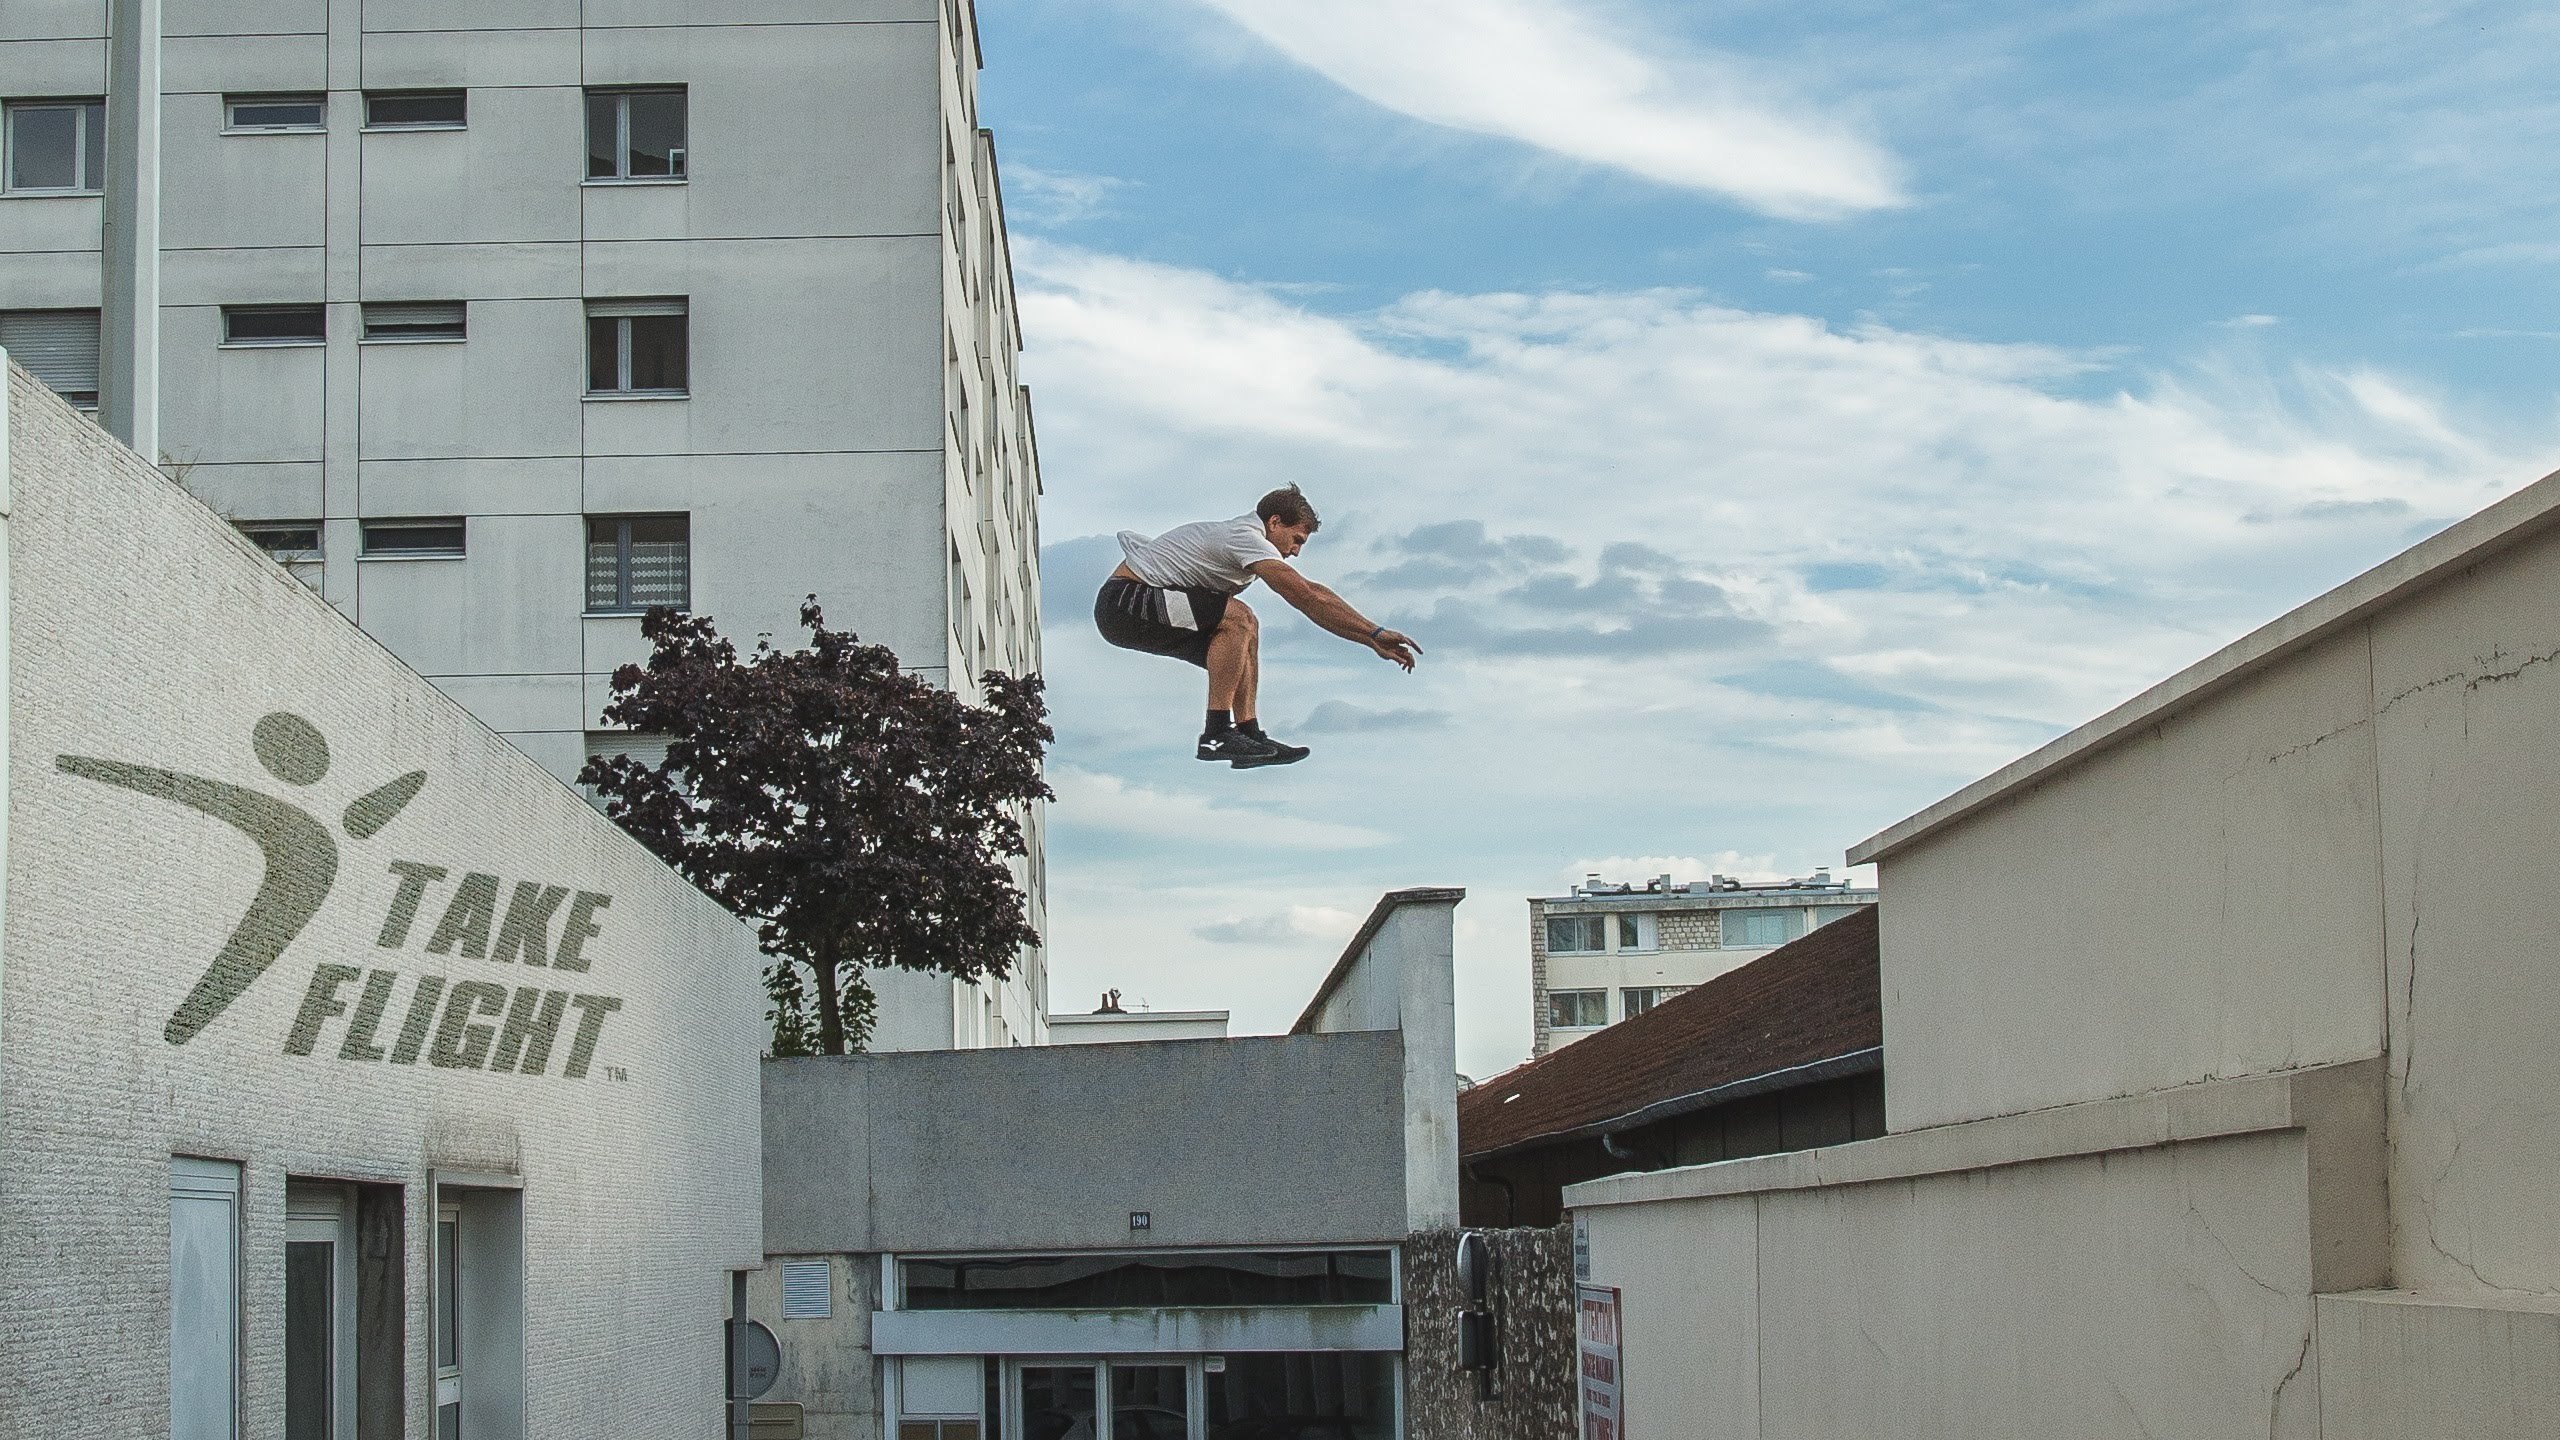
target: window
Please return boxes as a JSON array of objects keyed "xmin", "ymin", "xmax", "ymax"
[
  {"xmin": 1622, "ymin": 985, "xmax": 1687, "ymax": 1018},
  {"xmin": 1725, "ymin": 908, "xmax": 1803, "ymax": 948},
  {"xmin": 585, "ymin": 87, "xmax": 685, "ymax": 180},
  {"xmin": 361, "ymin": 518, "xmax": 465, "ymax": 558},
  {"xmin": 584, "ymin": 514, "xmax": 690, "ymax": 612},
  {"xmin": 900, "ymin": 1250, "xmax": 1393, "ymax": 1311},
  {"xmin": 225, "ymin": 93, "xmax": 324, "ymax": 132},
  {"xmin": 364, "ymin": 90, "xmax": 466, "ymax": 130},
  {"xmin": 1549, "ymin": 989, "xmax": 1606, "ymax": 1028},
  {"xmin": 5, "ymin": 99, "xmax": 105, "ymax": 193},
  {"xmin": 285, "ymin": 1185, "xmax": 355, "ymax": 1440},
  {"xmin": 585, "ymin": 298, "xmax": 688, "ymax": 396},
  {"xmin": 1812, "ymin": 904, "xmax": 1865, "ymax": 929},
  {"xmin": 171, "ymin": 1158, "xmax": 243, "ymax": 1440},
  {"xmin": 1543, "ymin": 914, "xmax": 1605, "ymax": 954},
  {"xmin": 0, "ymin": 308, "xmax": 101, "ymax": 408},
  {"xmin": 222, "ymin": 304, "xmax": 327, "ymax": 346},
  {"xmin": 360, "ymin": 302, "xmax": 465, "ymax": 342},
  {"xmin": 238, "ymin": 520, "xmax": 325, "ymax": 588},
  {"xmin": 1204, "ymin": 1353, "xmax": 1396, "ymax": 1440},
  {"xmin": 1616, "ymin": 913, "xmax": 1658, "ymax": 951}
]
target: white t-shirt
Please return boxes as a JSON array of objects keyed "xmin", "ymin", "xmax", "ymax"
[{"xmin": 1117, "ymin": 515, "xmax": 1283, "ymax": 594}]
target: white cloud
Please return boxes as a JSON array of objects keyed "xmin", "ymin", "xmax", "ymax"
[
  {"xmin": 1020, "ymin": 242, "xmax": 2548, "ymax": 1080},
  {"xmin": 2220, "ymin": 314, "xmax": 2282, "ymax": 328},
  {"xmin": 1005, "ymin": 164, "xmax": 1138, "ymax": 227},
  {"xmin": 1049, "ymin": 765, "xmax": 1393, "ymax": 851},
  {"xmin": 1185, "ymin": 0, "xmax": 1906, "ymax": 218},
  {"xmin": 1194, "ymin": 903, "xmax": 1362, "ymax": 945}
]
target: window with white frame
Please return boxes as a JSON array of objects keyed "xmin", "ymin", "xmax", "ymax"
[
  {"xmin": 1622, "ymin": 985, "xmax": 1688, "ymax": 1018},
  {"xmin": 1811, "ymin": 904, "xmax": 1865, "ymax": 929},
  {"xmin": 585, "ymin": 87, "xmax": 685, "ymax": 180},
  {"xmin": 1543, "ymin": 914, "xmax": 1605, "ymax": 954},
  {"xmin": 171, "ymin": 1157, "xmax": 244, "ymax": 1440},
  {"xmin": 225, "ymin": 93, "xmax": 324, "ymax": 132},
  {"xmin": 1724, "ymin": 907, "xmax": 1803, "ymax": 948},
  {"xmin": 5, "ymin": 98, "xmax": 105, "ymax": 193},
  {"xmin": 0, "ymin": 308, "xmax": 101, "ymax": 408},
  {"xmin": 222, "ymin": 304, "xmax": 326, "ymax": 346},
  {"xmin": 1548, "ymin": 989, "xmax": 1607, "ymax": 1028},
  {"xmin": 584, "ymin": 514, "xmax": 690, "ymax": 612},
  {"xmin": 433, "ymin": 1202, "xmax": 462, "ymax": 1440},
  {"xmin": 360, "ymin": 302, "xmax": 465, "ymax": 342},
  {"xmin": 1616, "ymin": 913, "xmax": 1657, "ymax": 951},
  {"xmin": 585, "ymin": 298, "xmax": 688, "ymax": 396}
]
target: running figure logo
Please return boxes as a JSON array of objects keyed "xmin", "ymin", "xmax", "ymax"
[{"xmin": 59, "ymin": 712, "xmax": 427, "ymax": 1045}]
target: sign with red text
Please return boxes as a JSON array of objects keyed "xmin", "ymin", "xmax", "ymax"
[{"xmin": 1578, "ymin": 1283, "xmax": 1623, "ymax": 1440}]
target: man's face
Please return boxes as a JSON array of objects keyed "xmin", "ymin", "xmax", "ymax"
[{"xmin": 1266, "ymin": 517, "xmax": 1315, "ymax": 558}]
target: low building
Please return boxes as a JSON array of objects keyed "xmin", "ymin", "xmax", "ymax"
[
  {"xmin": 1568, "ymin": 464, "xmax": 2560, "ymax": 1438},
  {"xmin": 0, "ymin": 364, "xmax": 768, "ymax": 1436},
  {"xmin": 749, "ymin": 889, "xmax": 1463, "ymax": 1440},
  {"xmin": 1046, "ymin": 992, "xmax": 1232, "ymax": 1045},
  {"xmin": 1462, "ymin": 907, "xmax": 1882, "ymax": 1227},
  {"xmin": 1528, "ymin": 869, "xmax": 1875, "ymax": 1054}
]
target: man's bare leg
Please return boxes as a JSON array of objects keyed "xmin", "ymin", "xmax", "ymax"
[
  {"xmin": 1237, "ymin": 623, "xmax": 1261, "ymax": 726},
  {"xmin": 1205, "ymin": 599, "xmax": 1256, "ymax": 714}
]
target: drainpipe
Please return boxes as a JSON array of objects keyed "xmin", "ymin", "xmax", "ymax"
[{"xmin": 101, "ymin": 0, "xmax": 162, "ymax": 458}]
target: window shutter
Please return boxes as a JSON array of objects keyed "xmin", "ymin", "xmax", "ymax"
[
  {"xmin": 1, "ymin": 309, "xmax": 102, "ymax": 398},
  {"xmin": 780, "ymin": 1261, "xmax": 832, "ymax": 1320}
]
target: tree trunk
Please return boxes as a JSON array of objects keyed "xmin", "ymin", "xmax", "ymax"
[{"xmin": 814, "ymin": 940, "xmax": 846, "ymax": 1056}]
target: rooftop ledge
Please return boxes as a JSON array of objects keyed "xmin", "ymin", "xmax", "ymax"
[
  {"xmin": 1848, "ymin": 462, "xmax": 2560, "ymax": 867},
  {"xmin": 1565, "ymin": 1057, "xmax": 2381, "ymax": 1211}
]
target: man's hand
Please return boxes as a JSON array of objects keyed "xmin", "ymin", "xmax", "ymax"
[{"xmin": 1369, "ymin": 629, "xmax": 1422, "ymax": 671}]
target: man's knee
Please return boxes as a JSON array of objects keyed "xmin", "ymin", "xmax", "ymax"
[{"xmin": 1222, "ymin": 599, "xmax": 1259, "ymax": 634}]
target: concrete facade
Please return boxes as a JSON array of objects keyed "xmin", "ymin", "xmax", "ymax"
[
  {"xmin": 752, "ymin": 888, "xmax": 1466, "ymax": 1440},
  {"xmin": 0, "ymin": 0, "xmax": 1048, "ymax": 1052},
  {"xmin": 1528, "ymin": 871, "xmax": 1874, "ymax": 1055},
  {"xmin": 1568, "ymin": 463, "xmax": 2560, "ymax": 1436},
  {"xmin": 1, "ymin": 363, "xmax": 767, "ymax": 1436}
]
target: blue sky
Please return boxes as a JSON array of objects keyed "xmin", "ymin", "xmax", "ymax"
[{"xmin": 980, "ymin": 0, "xmax": 2560, "ymax": 1076}]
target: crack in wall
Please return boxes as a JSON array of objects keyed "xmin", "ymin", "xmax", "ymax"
[
  {"xmin": 2266, "ymin": 1326, "xmax": 2311, "ymax": 1440},
  {"xmin": 2184, "ymin": 1193, "xmax": 2289, "ymax": 1300}
]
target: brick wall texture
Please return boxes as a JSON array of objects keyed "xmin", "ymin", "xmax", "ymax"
[
  {"xmin": 1657, "ymin": 909, "xmax": 1718, "ymax": 950},
  {"xmin": 1, "ymin": 368, "xmax": 770, "ymax": 1437},
  {"xmin": 1404, "ymin": 1226, "xmax": 1579, "ymax": 1440}
]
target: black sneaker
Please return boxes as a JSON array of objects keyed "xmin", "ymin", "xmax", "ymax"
[
  {"xmin": 1197, "ymin": 731, "xmax": 1279, "ymax": 764},
  {"xmin": 1230, "ymin": 733, "xmax": 1309, "ymax": 769}
]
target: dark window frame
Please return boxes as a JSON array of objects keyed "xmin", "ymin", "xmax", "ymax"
[
  {"xmin": 4, "ymin": 97, "xmax": 107, "ymax": 193},
  {"xmin": 362, "ymin": 89, "xmax": 467, "ymax": 131},
  {"xmin": 360, "ymin": 301, "xmax": 466, "ymax": 343},
  {"xmin": 1543, "ymin": 914, "xmax": 1606, "ymax": 954},
  {"xmin": 224, "ymin": 93, "xmax": 326, "ymax": 133},
  {"xmin": 238, "ymin": 520, "xmax": 323, "ymax": 563},
  {"xmin": 584, "ymin": 86, "xmax": 687, "ymax": 182},
  {"xmin": 360, "ymin": 517, "xmax": 466, "ymax": 559},
  {"xmin": 222, "ymin": 304, "xmax": 328, "ymax": 346}
]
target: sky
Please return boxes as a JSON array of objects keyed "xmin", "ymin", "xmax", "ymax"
[{"xmin": 977, "ymin": 0, "xmax": 2560, "ymax": 1079}]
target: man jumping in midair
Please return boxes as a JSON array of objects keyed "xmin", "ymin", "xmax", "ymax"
[{"xmin": 1094, "ymin": 485, "xmax": 1422, "ymax": 769}]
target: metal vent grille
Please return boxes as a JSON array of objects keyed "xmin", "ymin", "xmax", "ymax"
[{"xmin": 780, "ymin": 1260, "xmax": 832, "ymax": 1320}]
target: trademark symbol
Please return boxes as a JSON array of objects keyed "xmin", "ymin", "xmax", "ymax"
[{"xmin": 604, "ymin": 1065, "xmax": 629, "ymax": 1082}]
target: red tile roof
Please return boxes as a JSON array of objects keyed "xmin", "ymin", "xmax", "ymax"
[{"xmin": 1460, "ymin": 905, "xmax": 1881, "ymax": 1159}]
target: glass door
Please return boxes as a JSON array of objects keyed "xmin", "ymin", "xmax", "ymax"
[
  {"xmin": 1016, "ymin": 1364, "xmax": 1098, "ymax": 1440},
  {"xmin": 1108, "ymin": 1364, "xmax": 1189, "ymax": 1440}
]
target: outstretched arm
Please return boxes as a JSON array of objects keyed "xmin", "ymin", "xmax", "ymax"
[{"xmin": 1250, "ymin": 560, "xmax": 1422, "ymax": 671}]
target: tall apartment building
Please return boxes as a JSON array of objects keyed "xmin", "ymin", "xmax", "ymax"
[
  {"xmin": 0, "ymin": 0, "xmax": 1047, "ymax": 1049},
  {"xmin": 1528, "ymin": 868, "xmax": 1878, "ymax": 1055}
]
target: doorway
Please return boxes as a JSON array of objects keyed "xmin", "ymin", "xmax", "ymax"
[{"xmin": 1010, "ymin": 1361, "xmax": 1191, "ymax": 1440}]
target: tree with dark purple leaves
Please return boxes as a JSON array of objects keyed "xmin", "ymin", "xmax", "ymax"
[{"xmin": 579, "ymin": 598, "xmax": 1052, "ymax": 1055}]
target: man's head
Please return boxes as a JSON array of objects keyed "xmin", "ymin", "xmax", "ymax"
[{"xmin": 1258, "ymin": 484, "xmax": 1319, "ymax": 557}]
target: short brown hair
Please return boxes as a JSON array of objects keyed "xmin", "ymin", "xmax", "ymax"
[{"xmin": 1257, "ymin": 483, "xmax": 1320, "ymax": 532}]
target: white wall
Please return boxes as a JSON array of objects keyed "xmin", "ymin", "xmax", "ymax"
[{"xmin": 2, "ymin": 368, "xmax": 767, "ymax": 1436}]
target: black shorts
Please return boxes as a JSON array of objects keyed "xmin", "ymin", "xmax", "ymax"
[{"xmin": 1095, "ymin": 575, "xmax": 1230, "ymax": 668}]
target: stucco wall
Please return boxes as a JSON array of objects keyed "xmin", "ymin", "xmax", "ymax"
[
  {"xmin": 1, "ymin": 369, "xmax": 767, "ymax": 1436},
  {"xmin": 1578, "ymin": 1129, "xmax": 2323, "ymax": 1439},
  {"xmin": 763, "ymin": 1032, "xmax": 1411, "ymax": 1255},
  {"xmin": 1878, "ymin": 622, "xmax": 2387, "ymax": 1134}
]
